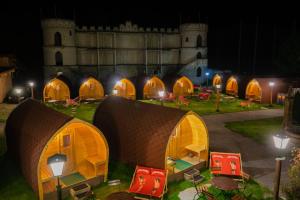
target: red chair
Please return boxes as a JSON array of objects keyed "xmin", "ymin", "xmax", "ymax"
[{"xmin": 178, "ymin": 96, "xmax": 190, "ymax": 106}]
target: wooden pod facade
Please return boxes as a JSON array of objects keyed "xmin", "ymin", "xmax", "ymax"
[
  {"xmin": 245, "ymin": 79, "xmax": 262, "ymax": 102},
  {"xmin": 79, "ymin": 77, "xmax": 104, "ymax": 100},
  {"xmin": 5, "ymin": 99, "xmax": 109, "ymax": 200},
  {"xmin": 212, "ymin": 74, "xmax": 222, "ymax": 87},
  {"xmin": 225, "ymin": 76, "xmax": 239, "ymax": 96},
  {"xmin": 143, "ymin": 76, "xmax": 166, "ymax": 99},
  {"xmin": 173, "ymin": 76, "xmax": 194, "ymax": 96},
  {"xmin": 93, "ymin": 97, "xmax": 209, "ymax": 176},
  {"xmin": 43, "ymin": 77, "xmax": 70, "ymax": 102},
  {"xmin": 112, "ymin": 78, "xmax": 136, "ymax": 100}
]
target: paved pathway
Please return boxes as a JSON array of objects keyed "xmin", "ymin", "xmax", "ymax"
[{"xmin": 202, "ymin": 109, "xmax": 294, "ymax": 190}]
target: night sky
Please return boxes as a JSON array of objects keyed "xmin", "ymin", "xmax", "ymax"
[{"xmin": 0, "ymin": 6, "xmax": 299, "ymax": 85}]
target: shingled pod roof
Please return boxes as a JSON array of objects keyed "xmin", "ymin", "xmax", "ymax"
[
  {"xmin": 5, "ymin": 99, "xmax": 109, "ymax": 199},
  {"xmin": 5, "ymin": 99, "xmax": 73, "ymax": 193},
  {"xmin": 93, "ymin": 96, "xmax": 209, "ymax": 169}
]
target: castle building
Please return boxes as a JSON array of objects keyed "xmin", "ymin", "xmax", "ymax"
[{"xmin": 42, "ymin": 18, "xmax": 208, "ymax": 93}]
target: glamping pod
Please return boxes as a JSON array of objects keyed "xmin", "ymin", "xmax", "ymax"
[
  {"xmin": 173, "ymin": 76, "xmax": 194, "ymax": 96},
  {"xmin": 226, "ymin": 76, "xmax": 238, "ymax": 96},
  {"xmin": 5, "ymin": 99, "xmax": 109, "ymax": 200},
  {"xmin": 212, "ymin": 74, "xmax": 222, "ymax": 87},
  {"xmin": 43, "ymin": 76, "xmax": 71, "ymax": 102},
  {"xmin": 93, "ymin": 97, "xmax": 209, "ymax": 180},
  {"xmin": 245, "ymin": 79, "xmax": 262, "ymax": 102},
  {"xmin": 112, "ymin": 78, "xmax": 136, "ymax": 100},
  {"xmin": 143, "ymin": 76, "xmax": 166, "ymax": 99},
  {"xmin": 240, "ymin": 77, "xmax": 290, "ymax": 104},
  {"xmin": 79, "ymin": 77, "xmax": 104, "ymax": 101}
]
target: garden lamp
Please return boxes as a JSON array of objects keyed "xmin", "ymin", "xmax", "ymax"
[
  {"xmin": 14, "ymin": 88, "xmax": 23, "ymax": 103},
  {"xmin": 269, "ymin": 81, "xmax": 275, "ymax": 106},
  {"xmin": 28, "ymin": 81, "xmax": 35, "ymax": 99},
  {"xmin": 158, "ymin": 90, "xmax": 165, "ymax": 106},
  {"xmin": 48, "ymin": 153, "xmax": 67, "ymax": 200},
  {"xmin": 272, "ymin": 133, "xmax": 289, "ymax": 200},
  {"xmin": 215, "ymin": 84, "xmax": 221, "ymax": 112},
  {"xmin": 205, "ymin": 72, "xmax": 210, "ymax": 87}
]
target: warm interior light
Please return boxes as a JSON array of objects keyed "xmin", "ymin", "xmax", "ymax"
[
  {"xmin": 216, "ymin": 84, "xmax": 221, "ymax": 89},
  {"xmin": 269, "ymin": 82, "xmax": 275, "ymax": 87},
  {"xmin": 112, "ymin": 89, "xmax": 118, "ymax": 95},
  {"xmin": 273, "ymin": 134, "xmax": 290, "ymax": 149},
  {"xmin": 14, "ymin": 88, "xmax": 22, "ymax": 95}
]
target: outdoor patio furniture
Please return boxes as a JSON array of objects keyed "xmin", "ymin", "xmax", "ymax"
[
  {"xmin": 129, "ymin": 166, "xmax": 168, "ymax": 200},
  {"xmin": 192, "ymin": 174, "xmax": 204, "ymax": 184},
  {"xmin": 211, "ymin": 176, "xmax": 239, "ymax": 191},
  {"xmin": 70, "ymin": 183, "xmax": 94, "ymax": 200},
  {"xmin": 108, "ymin": 179, "xmax": 121, "ymax": 191},
  {"xmin": 184, "ymin": 168, "xmax": 200, "ymax": 181},
  {"xmin": 202, "ymin": 190, "xmax": 216, "ymax": 200},
  {"xmin": 178, "ymin": 95, "xmax": 190, "ymax": 106},
  {"xmin": 70, "ymin": 183, "xmax": 91, "ymax": 196},
  {"xmin": 185, "ymin": 144, "xmax": 206, "ymax": 162}
]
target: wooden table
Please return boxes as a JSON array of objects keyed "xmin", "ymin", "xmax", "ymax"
[
  {"xmin": 185, "ymin": 144, "xmax": 206, "ymax": 161},
  {"xmin": 211, "ymin": 176, "xmax": 238, "ymax": 191}
]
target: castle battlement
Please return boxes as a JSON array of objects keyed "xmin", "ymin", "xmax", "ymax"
[
  {"xmin": 74, "ymin": 21, "xmax": 182, "ymax": 33},
  {"xmin": 42, "ymin": 18, "xmax": 208, "ymax": 86}
]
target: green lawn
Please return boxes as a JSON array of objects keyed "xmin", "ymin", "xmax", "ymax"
[
  {"xmin": 0, "ymin": 99, "xmax": 281, "ymax": 200},
  {"xmin": 142, "ymin": 94, "xmax": 282, "ymax": 116},
  {"xmin": 225, "ymin": 117, "xmax": 283, "ymax": 143},
  {"xmin": 45, "ymin": 102, "xmax": 100, "ymax": 123}
]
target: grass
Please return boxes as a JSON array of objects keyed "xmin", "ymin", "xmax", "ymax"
[
  {"xmin": 0, "ymin": 104, "xmax": 16, "ymax": 123},
  {"xmin": 225, "ymin": 117, "xmax": 283, "ymax": 143},
  {"xmin": 45, "ymin": 102, "xmax": 100, "ymax": 123},
  {"xmin": 0, "ymin": 155, "xmax": 37, "ymax": 200},
  {"xmin": 142, "ymin": 94, "xmax": 283, "ymax": 116}
]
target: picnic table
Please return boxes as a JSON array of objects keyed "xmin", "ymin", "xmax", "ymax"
[{"xmin": 211, "ymin": 176, "xmax": 238, "ymax": 191}]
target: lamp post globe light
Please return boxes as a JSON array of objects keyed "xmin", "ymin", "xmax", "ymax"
[
  {"xmin": 269, "ymin": 81, "xmax": 275, "ymax": 106},
  {"xmin": 112, "ymin": 89, "xmax": 118, "ymax": 95},
  {"xmin": 215, "ymin": 84, "xmax": 222, "ymax": 112},
  {"xmin": 14, "ymin": 88, "xmax": 23, "ymax": 103},
  {"xmin": 205, "ymin": 72, "xmax": 210, "ymax": 87},
  {"xmin": 28, "ymin": 81, "xmax": 35, "ymax": 99},
  {"xmin": 47, "ymin": 153, "xmax": 67, "ymax": 200},
  {"xmin": 272, "ymin": 134, "xmax": 289, "ymax": 200},
  {"xmin": 158, "ymin": 90, "xmax": 165, "ymax": 106}
]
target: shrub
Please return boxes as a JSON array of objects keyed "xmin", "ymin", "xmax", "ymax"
[{"xmin": 283, "ymin": 148, "xmax": 300, "ymax": 200}]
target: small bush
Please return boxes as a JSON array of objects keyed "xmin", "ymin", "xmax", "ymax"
[{"xmin": 283, "ymin": 148, "xmax": 300, "ymax": 200}]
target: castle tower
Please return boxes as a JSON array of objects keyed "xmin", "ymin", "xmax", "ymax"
[
  {"xmin": 41, "ymin": 19, "xmax": 77, "ymax": 80},
  {"xmin": 179, "ymin": 23, "xmax": 208, "ymax": 85}
]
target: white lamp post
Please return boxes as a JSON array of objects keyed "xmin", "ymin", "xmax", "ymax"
[
  {"xmin": 272, "ymin": 134, "xmax": 289, "ymax": 200},
  {"xmin": 14, "ymin": 88, "xmax": 23, "ymax": 103},
  {"xmin": 28, "ymin": 81, "xmax": 35, "ymax": 99},
  {"xmin": 215, "ymin": 84, "xmax": 222, "ymax": 112},
  {"xmin": 47, "ymin": 153, "xmax": 67, "ymax": 200},
  {"xmin": 269, "ymin": 81, "xmax": 275, "ymax": 106},
  {"xmin": 158, "ymin": 90, "xmax": 165, "ymax": 106},
  {"xmin": 205, "ymin": 72, "xmax": 210, "ymax": 87}
]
